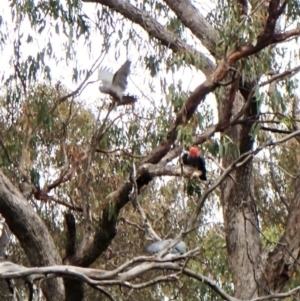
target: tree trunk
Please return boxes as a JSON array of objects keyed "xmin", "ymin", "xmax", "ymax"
[
  {"xmin": 0, "ymin": 171, "xmax": 64, "ymax": 301},
  {"xmin": 220, "ymin": 86, "xmax": 262, "ymax": 298}
]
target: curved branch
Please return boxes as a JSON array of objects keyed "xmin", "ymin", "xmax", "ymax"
[
  {"xmin": 162, "ymin": 0, "xmax": 218, "ymax": 56},
  {"xmin": 81, "ymin": 0, "xmax": 215, "ymax": 76},
  {"xmin": 0, "ymin": 261, "xmax": 235, "ymax": 301},
  {"xmin": 4, "ymin": 257, "xmax": 300, "ymax": 301},
  {"xmin": 0, "ymin": 171, "xmax": 64, "ymax": 301}
]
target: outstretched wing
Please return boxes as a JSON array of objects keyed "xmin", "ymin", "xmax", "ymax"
[
  {"xmin": 112, "ymin": 60, "xmax": 131, "ymax": 92},
  {"xmin": 98, "ymin": 67, "xmax": 114, "ymax": 85}
]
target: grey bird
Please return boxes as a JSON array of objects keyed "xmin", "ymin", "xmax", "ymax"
[
  {"xmin": 98, "ymin": 60, "xmax": 137, "ymax": 105},
  {"xmin": 145, "ymin": 239, "xmax": 186, "ymax": 255}
]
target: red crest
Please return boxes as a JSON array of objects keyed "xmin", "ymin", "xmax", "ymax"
[{"xmin": 189, "ymin": 147, "xmax": 199, "ymax": 157}]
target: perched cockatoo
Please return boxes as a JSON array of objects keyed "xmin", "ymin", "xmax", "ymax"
[
  {"xmin": 98, "ymin": 60, "xmax": 137, "ymax": 105},
  {"xmin": 182, "ymin": 147, "xmax": 207, "ymax": 180},
  {"xmin": 145, "ymin": 239, "xmax": 187, "ymax": 255}
]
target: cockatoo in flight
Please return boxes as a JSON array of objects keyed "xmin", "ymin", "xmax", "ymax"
[{"xmin": 98, "ymin": 60, "xmax": 137, "ymax": 106}]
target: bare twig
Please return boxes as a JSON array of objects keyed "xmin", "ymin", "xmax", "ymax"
[
  {"xmin": 119, "ymin": 218, "xmax": 145, "ymax": 232},
  {"xmin": 36, "ymin": 195, "xmax": 83, "ymax": 212},
  {"xmin": 49, "ymin": 54, "xmax": 105, "ymax": 114},
  {"xmin": 207, "ymin": 155, "xmax": 238, "ymax": 184},
  {"xmin": 129, "ymin": 163, "xmax": 160, "ymax": 241},
  {"xmin": 95, "ymin": 148, "xmax": 145, "ymax": 159}
]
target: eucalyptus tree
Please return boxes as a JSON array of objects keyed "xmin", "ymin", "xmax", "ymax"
[{"xmin": 0, "ymin": 0, "xmax": 300, "ymax": 301}]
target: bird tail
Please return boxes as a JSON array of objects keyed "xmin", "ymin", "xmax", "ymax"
[
  {"xmin": 200, "ymin": 173, "xmax": 207, "ymax": 181},
  {"xmin": 117, "ymin": 94, "xmax": 138, "ymax": 106}
]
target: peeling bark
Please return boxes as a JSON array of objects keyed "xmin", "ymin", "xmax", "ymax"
[{"xmin": 220, "ymin": 81, "xmax": 262, "ymax": 298}]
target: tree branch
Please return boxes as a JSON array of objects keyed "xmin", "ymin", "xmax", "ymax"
[
  {"xmin": 0, "ymin": 261, "xmax": 235, "ymax": 301},
  {"xmin": 0, "ymin": 172, "xmax": 64, "ymax": 301},
  {"xmin": 162, "ymin": 0, "xmax": 218, "ymax": 56},
  {"xmin": 81, "ymin": 0, "xmax": 215, "ymax": 76},
  {"xmin": 188, "ymin": 129, "xmax": 300, "ymax": 230}
]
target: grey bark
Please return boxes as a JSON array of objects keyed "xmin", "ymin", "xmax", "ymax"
[
  {"xmin": 0, "ymin": 171, "xmax": 64, "ymax": 301},
  {"xmin": 163, "ymin": 0, "xmax": 218, "ymax": 57},
  {"xmin": 220, "ymin": 82, "xmax": 262, "ymax": 298},
  {"xmin": 82, "ymin": 0, "xmax": 215, "ymax": 76}
]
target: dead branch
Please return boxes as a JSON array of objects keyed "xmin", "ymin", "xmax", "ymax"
[
  {"xmin": 95, "ymin": 148, "xmax": 145, "ymax": 159},
  {"xmin": 129, "ymin": 167, "xmax": 161, "ymax": 241}
]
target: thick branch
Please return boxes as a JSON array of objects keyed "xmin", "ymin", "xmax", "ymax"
[
  {"xmin": 0, "ymin": 171, "xmax": 64, "ymax": 301},
  {"xmin": 0, "ymin": 261, "xmax": 236, "ymax": 301},
  {"xmin": 162, "ymin": 0, "xmax": 218, "ymax": 56},
  {"xmin": 81, "ymin": 0, "xmax": 215, "ymax": 76}
]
